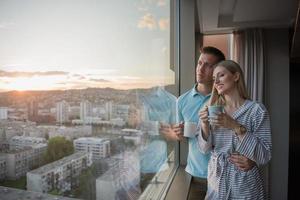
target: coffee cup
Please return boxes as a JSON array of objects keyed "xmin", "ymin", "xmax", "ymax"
[
  {"xmin": 208, "ymin": 105, "xmax": 224, "ymax": 127},
  {"xmin": 208, "ymin": 105, "xmax": 224, "ymax": 118},
  {"xmin": 183, "ymin": 121, "xmax": 197, "ymax": 138}
]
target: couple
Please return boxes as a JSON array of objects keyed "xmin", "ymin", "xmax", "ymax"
[{"xmin": 161, "ymin": 46, "xmax": 272, "ymax": 199}]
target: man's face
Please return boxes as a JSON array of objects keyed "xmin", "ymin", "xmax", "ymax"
[{"xmin": 196, "ymin": 53, "xmax": 219, "ymax": 84}]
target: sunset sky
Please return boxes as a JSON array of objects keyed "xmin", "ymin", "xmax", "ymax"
[{"xmin": 0, "ymin": 0, "xmax": 174, "ymax": 92}]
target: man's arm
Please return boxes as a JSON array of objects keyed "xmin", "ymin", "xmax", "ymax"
[
  {"xmin": 160, "ymin": 123, "xmax": 183, "ymax": 141},
  {"xmin": 229, "ymin": 153, "xmax": 256, "ymax": 171}
]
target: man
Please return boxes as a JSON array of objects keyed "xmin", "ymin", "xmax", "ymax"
[{"xmin": 161, "ymin": 46, "xmax": 255, "ymax": 198}]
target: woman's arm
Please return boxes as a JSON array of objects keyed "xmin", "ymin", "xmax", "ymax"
[{"xmin": 211, "ymin": 103, "xmax": 272, "ymax": 166}]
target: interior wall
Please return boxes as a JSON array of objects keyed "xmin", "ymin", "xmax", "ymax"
[
  {"xmin": 264, "ymin": 28, "xmax": 290, "ymax": 200},
  {"xmin": 179, "ymin": 0, "xmax": 195, "ymax": 165}
]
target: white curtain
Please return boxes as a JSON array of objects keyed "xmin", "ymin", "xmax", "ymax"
[{"xmin": 232, "ymin": 29, "xmax": 266, "ymax": 103}]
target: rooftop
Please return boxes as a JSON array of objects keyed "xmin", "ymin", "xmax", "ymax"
[
  {"xmin": 28, "ymin": 151, "xmax": 89, "ymax": 175},
  {"xmin": 73, "ymin": 137, "xmax": 108, "ymax": 143}
]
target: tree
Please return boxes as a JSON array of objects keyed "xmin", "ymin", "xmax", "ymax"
[
  {"xmin": 72, "ymin": 166, "xmax": 96, "ymax": 200},
  {"xmin": 44, "ymin": 136, "xmax": 74, "ymax": 164},
  {"xmin": 45, "ymin": 133, "xmax": 49, "ymax": 140}
]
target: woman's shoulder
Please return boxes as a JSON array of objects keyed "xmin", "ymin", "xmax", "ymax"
[{"xmin": 245, "ymin": 100, "xmax": 268, "ymax": 114}]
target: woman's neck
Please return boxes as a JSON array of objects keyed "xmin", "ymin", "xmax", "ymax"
[{"xmin": 224, "ymin": 90, "xmax": 245, "ymax": 108}]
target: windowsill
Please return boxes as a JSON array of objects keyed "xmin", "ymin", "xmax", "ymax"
[
  {"xmin": 139, "ymin": 151, "xmax": 179, "ymax": 200},
  {"xmin": 164, "ymin": 166, "xmax": 191, "ymax": 200}
]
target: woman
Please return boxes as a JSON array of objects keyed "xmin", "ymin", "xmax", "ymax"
[{"xmin": 198, "ymin": 60, "xmax": 271, "ymax": 199}]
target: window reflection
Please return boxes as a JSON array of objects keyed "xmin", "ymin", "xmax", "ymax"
[{"xmin": 0, "ymin": 1, "xmax": 177, "ymax": 199}]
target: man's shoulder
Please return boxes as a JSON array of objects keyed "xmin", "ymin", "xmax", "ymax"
[{"xmin": 178, "ymin": 88, "xmax": 194, "ymax": 102}]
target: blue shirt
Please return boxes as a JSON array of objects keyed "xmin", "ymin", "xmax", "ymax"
[{"xmin": 177, "ymin": 85, "xmax": 211, "ymax": 178}]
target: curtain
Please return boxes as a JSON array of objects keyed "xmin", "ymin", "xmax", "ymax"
[
  {"xmin": 232, "ymin": 28, "xmax": 269, "ymax": 197},
  {"xmin": 232, "ymin": 29, "xmax": 266, "ymax": 103}
]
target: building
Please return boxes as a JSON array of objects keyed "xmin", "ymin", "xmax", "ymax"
[
  {"xmin": 105, "ymin": 101, "xmax": 113, "ymax": 120},
  {"xmin": 0, "ymin": 155, "xmax": 6, "ymax": 180},
  {"xmin": 96, "ymin": 151, "xmax": 140, "ymax": 200},
  {"xmin": 0, "ymin": 146, "xmax": 47, "ymax": 180},
  {"xmin": 1, "ymin": 148, "xmax": 34, "ymax": 180},
  {"xmin": 73, "ymin": 137, "xmax": 110, "ymax": 160},
  {"xmin": 48, "ymin": 126, "xmax": 92, "ymax": 140},
  {"xmin": 9, "ymin": 136, "xmax": 46, "ymax": 150},
  {"xmin": 56, "ymin": 101, "xmax": 69, "ymax": 124},
  {"xmin": 0, "ymin": 127, "xmax": 6, "ymax": 141},
  {"xmin": 30, "ymin": 143, "xmax": 48, "ymax": 168},
  {"xmin": 0, "ymin": 107, "xmax": 8, "ymax": 120},
  {"xmin": 121, "ymin": 129, "xmax": 142, "ymax": 135},
  {"xmin": 0, "ymin": 186, "xmax": 80, "ymax": 200},
  {"xmin": 1, "ymin": 136, "xmax": 47, "ymax": 180},
  {"xmin": 27, "ymin": 100, "xmax": 38, "ymax": 122},
  {"xmin": 27, "ymin": 151, "xmax": 92, "ymax": 193},
  {"xmin": 80, "ymin": 100, "xmax": 92, "ymax": 121},
  {"xmin": 111, "ymin": 104, "xmax": 130, "ymax": 121}
]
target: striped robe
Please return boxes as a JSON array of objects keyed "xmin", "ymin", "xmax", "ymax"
[{"xmin": 198, "ymin": 100, "xmax": 272, "ymax": 200}]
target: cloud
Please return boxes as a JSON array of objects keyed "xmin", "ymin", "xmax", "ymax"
[
  {"xmin": 157, "ymin": 0, "xmax": 166, "ymax": 6},
  {"xmin": 117, "ymin": 76, "xmax": 142, "ymax": 81},
  {"xmin": 137, "ymin": 6, "xmax": 149, "ymax": 12},
  {"xmin": 0, "ymin": 22, "xmax": 15, "ymax": 29},
  {"xmin": 0, "ymin": 70, "xmax": 69, "ymax": 78},
  {"xmin": 158, "ymin": 18, "xmax": 169, "ymax": 31},
  {"xmin": 89, "ymin": 78, "xmax": 110, "ymax": 83},
  {"xmin": 72, "ymin": 74, "xmax": 86, "ymax": 80},
  {"xmin": 138, "ymin": 13, "xmax": 157, "ymax": 30}
]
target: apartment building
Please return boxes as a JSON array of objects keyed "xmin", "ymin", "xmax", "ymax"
[
  {"xmin": 27, "ymin": 151, "xmax": 92, "ymax": 193},
  {"xmin": 9, "ymin": 136, "xmax": 46, "ymax": 150},
  {"xmin": 0, "ymin": 155, "xmax": 6, "ymax": 180},
  {"xmin": 0, "ymin": 107, "xmax": 8, "ymax": 120},
  {"xmin": 96, "ymin": 151, "xmax": 140, "ymax": 200},
  {"xmin": 0, "ymin": 186, "xmax": 80, "ymax": 200},
  {"xmin": 1, "ymin": 148, "xmax": 33, "ymax": 180},
  {"xmin": 73, "ymin": 137, "xmax": 110, "ymax": 160},
  {"xmin": 56, "ymin": 100, "xmax": 69, "ymax": 124},
  {"xmin": 80, "ymin": 100, "xmax": 92, "ymax": 121}
]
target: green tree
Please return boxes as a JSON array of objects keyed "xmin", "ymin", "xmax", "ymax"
[
  {"xmin": 72, "ymin": 166, "xmax": 96, "ymax": 200},
  {"xmin": 45, "ymin": 132, "xmax": 49, "ymax": 140},
  {"xmin": 44, "ymin": 136, "xmax": 74, "ymax": 164}
]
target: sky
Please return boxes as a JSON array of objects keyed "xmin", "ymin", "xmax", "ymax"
[{"xmin": 0, "ymin": 0, "xmax": 174, "ymax": 91}]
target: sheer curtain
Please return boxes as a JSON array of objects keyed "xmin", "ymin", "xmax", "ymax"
[
  {"xmin": 232, "ymin": 28, "xmax": 270, "ymax": 196},
  {"xmin": 232, "ymin": 29, "xmax": 266, "ymax": 103}
]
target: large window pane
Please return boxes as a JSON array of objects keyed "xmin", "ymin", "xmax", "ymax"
[{"xmin": 0, "ymin": 0, "xmax": 178, "ymax": 200}]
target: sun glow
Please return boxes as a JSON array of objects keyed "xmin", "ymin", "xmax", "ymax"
[{"xmin": 4, "ymin": 76, "xmax": 66, "ymax": 91}]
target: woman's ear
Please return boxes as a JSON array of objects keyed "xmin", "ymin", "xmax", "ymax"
[{"xmin": 234, "ymin": 72, "xmax": 240, "ymax": 82}]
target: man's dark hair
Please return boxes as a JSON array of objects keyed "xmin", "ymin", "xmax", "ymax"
[{"xmin": 200, "ymin": 46, "xmax": 225, "ymax": 62}]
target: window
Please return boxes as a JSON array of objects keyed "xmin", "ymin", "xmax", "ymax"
[{"xmin": 0, "ymin": 0, "xmax": 179, "ymax": 200}]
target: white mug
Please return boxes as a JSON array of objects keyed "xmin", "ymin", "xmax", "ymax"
[{"xmin": 183, "ymin": 122, "xmax": 197, "ymax": 138}]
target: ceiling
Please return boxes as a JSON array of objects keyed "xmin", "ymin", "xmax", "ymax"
[{"xmin": 196, "ymin": 0, "xmax": 298, "ymax": 34}]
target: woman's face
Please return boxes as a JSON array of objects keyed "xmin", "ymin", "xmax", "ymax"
[{"xmin": 213, "ymin": 66, "xmax": 238, "ymax": 95}]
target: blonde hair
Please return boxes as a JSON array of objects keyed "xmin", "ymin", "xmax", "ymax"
[{"xmin": 208, "ymin": 60, "xmax": 250, "ymax": 106}]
